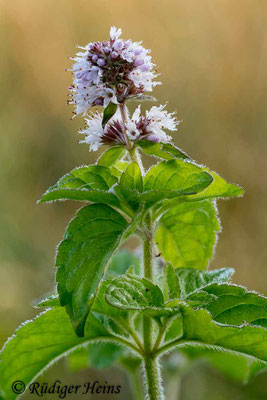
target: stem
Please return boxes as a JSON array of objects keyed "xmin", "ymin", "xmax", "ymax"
[
  {"xmin": 119, "ymin": 102, "xmax": 132, "ymax": 149},
  {"xmin": 142, "ymin": 212, "xmax": 164, "ymax": 400},
  {"xmin": 143, "ymin": 355, "xmax": 164, "ymax": 400},
  {"xmin": 85, "ymin": 335, "xmax": 141, "ymax": 355},
  {"xmin": 143, "ymin": 212, "xmax": 153, "ymax": 353},
  {"xmin": 154, "ymin": 338, "xmax": 188, "ymax": 358},
  {"xmin": 117, "ymin": 317, "xmax": 143, "ymax": 352}
]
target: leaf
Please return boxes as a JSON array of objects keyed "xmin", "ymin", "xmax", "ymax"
[
  {"xmin": 119, "ymin": 353, "xmax": 142, "ymax": 372},
  {"xmin": 165, "ymin": 263, "xmax": 181, "ymax": 300},
  {"xmin": 112, "ymin": 163, "xmax": 144, "ymax": 212},
  {"xmin": 186, "ymin": 169, "xmax": 244, "ymax": 201},
  {"xmin": 144, "ymin": 159, "xmax": 213, "ymax": 195},
  {"xmin": 97, "ymin": 146, "xmax": 127, "ymax": 167},
  {"xmin": 175, "ymin": 267, "xmax": 234, "ymax": 299},
  {"xmin": 129, "ymin": 94, "xmax": 157, "ymax": 102},
  {"xmin": 68, "ymin": 347, "xmax": 90, "ymax": 371},
  {"xmin": 120, "ymin": 162, "xmax": 143, "ymax": 192},
  {"xmin": 178, "ymin": 305, "xmax": 267, "ymax": 363},
  {"xmin": 87, "ymin": 342, "xmax": 124, "ymax": 369},
  {"xmin": 39, "ymin": 165, "xmax": 118, "ymax": 203},
  {"xmin": 105, "ymin": 274, "xmax": 173, "ymax": 317},
  {"xmin": 186, "ymin": 290, "xmax": 217, "ymax": 307},
  {"xmin": 0, "ymin": 308, "xmax": 113, "ymax": 400},
  {"xmin": 137, "ymin": 140, "xmax": 190, "ymax": 160},
  {"xmin": 56, "ymin": 203, "xmax": 128, "ymax": 337},
  {"xmin": 35, "ymin": 294, "xmax": 60, "ymax": 308},
  {"xmin": 178, "ymin": 345, "xmax": 266, "ymax": 383},
  {"xmin": 202, "ymin": 284, "xmax": 267, "ymax": 327},
  {"xmin": 156, "ymin": 200, "xmax": 221, "ymax": 269},
  {"xmin": 102, "ymin": 102, "xmax": 118, "ymax": 127},
  {"xmin": 110, "ymin": 161, "xmax": 129, "ymax": 177},
  {"xmin": 40, "ymin": 189, "xmax": 120, "ymax": 206},
  {"xmin": 106, "ymin": 249, "xmax": 141, "ymax": 278}
]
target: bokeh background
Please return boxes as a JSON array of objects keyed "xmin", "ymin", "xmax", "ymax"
[{"xmin": 1, "ymin": 0, "xmax": 267, "ymax": 398}]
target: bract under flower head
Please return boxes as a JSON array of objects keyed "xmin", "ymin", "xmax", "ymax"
[
  {"xmin": 69, "ymin": 27, "xmax": 160, "ymax": 116},
  {"xmin": 79, "ymin": 105, "xmax": 179, "ymax": 151}
]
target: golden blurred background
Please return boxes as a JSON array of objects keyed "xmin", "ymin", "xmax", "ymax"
[{"xmin": 1, "ymin": 0, "xmax": 267, "ymax": 398}]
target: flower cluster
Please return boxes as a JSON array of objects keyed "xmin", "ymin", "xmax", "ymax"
[
  {"xmin": 69, "ymin": 26, "xmax": 160, "ymax": 116},
  {"xmin": 69, "ymin": 27, "xmax": 180, "ymax": 152},
  {"xmin": 79, "ymin": 105, "xmax": 179, "ymax": 152}
]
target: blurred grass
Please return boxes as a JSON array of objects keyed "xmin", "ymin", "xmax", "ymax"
[{"xmin": 1, "ymin": 0, "xmax": 267, "ymax": 398}]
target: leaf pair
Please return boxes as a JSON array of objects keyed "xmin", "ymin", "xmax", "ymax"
[{"xmin": 105, "ymin": 268, "xmax": 267, "ymax": 377}]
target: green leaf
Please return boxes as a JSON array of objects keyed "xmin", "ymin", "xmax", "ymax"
[
  {"xmin": 186, "ymin": 290, "xmax": 217, "ymax": 307},
  {"xmin": 68, "ymin": 347, "xmax": 90, "ymax": 371},
  {"xmin": 128, "ymin": 94, "xmax": 157, "ymax": 102},
  {"xmin": 120, "ymin": 162, "xmax": 143, "ymax": 192},
  {"xmin": 106, "ymin": 249, "xmax": 141, "ymax": 278},
  {"xmin": 178, "ymin": 345, "xmax": 266, "ymax": 383},
  {"xmin": 175, "ymin": 267, "xmax": 234, "ymax": 299},
  {"xmin": 87, "ymin": 342, "xmax": 124, "ymax": 369},
  {"xmin": 40, "ymin": 189, "xmax": 120, "ymax": 206},
  {"xmin": 119, "ymin": 353, "xmax": 142, "ymax": 372},
  {"xmin": 56, "ymin": 203, "xmax": 128, "ymax": 336},
  {"xmin": 156, "ymin": 200, "xmax": 221, "ymax": 269},
  {"xmin": 202, "ymin": 284, "xmax": 267, "ymax": 327},
  {"xmin": 178, "ymin": 305, "xmax": 267, "ymax": 362},
  {"xmin": 39, "ymin": 165, "xmax": 118, "ymax": 203},
  {"xmin": 102, "ymin": 102, "xmax": 118, "ymax": 127},
  {"xmin": 105, "ymin": 274, "xmax": 172, "ymax": 317},
  {"xmin": 165, "ymin": 263, "xmax": 181, "ymax": 300},
  {"xmin": 110, "ymin": 161, "xmax": 129, "ymax": 177},
  {"xmin": 35, "ymin": 294, "xmax": 60, "ymax": 308},
  {"xmin": 186, "ymin": 169, "xmax": 244, "ymax": 201},
  {"xmin": 137, "ymin": 140, "xmax": 190, "ymax": 160},
  {"xmin": 0, "ymin": 308, "xmax": 113, "ymax": 400},
  {"xmin": 97, "ymin": 146, "xmax": 127, "ymax": 167},
  {"xmin": 144, "ymin": 159, "xmax": 213, "ymax": 195}
]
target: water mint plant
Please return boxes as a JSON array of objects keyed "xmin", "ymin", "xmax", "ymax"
[{"xmin": 0, "ymin": 27, "xmax": 266, "ymax": 400}]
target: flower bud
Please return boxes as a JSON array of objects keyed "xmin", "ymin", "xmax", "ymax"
[
  {"xmin": 113, "ymin": 40, "xmax": 123, "ymax": 51},
  {"xmin": 135, "ymin": 59, "xmax": 144, "ymax": 66},
  {"xmin": 111, "ymin": 51, "xmax": 119, "ymax": 59},
  {"xmin": 97, "ymin": 58, "xmax": 106, "ymax": 67}
]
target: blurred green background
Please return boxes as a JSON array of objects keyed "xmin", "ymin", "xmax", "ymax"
[{"xmin": 1, "ymin": 0, "xmax": 267, "ymax": 398}]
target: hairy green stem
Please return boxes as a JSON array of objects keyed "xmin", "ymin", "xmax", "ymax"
[
  {"xmin": 143, "ymin": 355, "xmax": 164, "ymax": 400},
  {"xmin": 142, "ymin": 212, "xmax": 164, "ymax": 400},
  {"xmin": 143, "ymin": 213, "xmax": 154, "ymax": 353},
  {"xmin": 154, "ymin": 338, "xmax": 188, "ymax": 358},
  {"xmin": 119, "ymin": 102, "xmax": 132, "ymax": 150},
  {"xmin": 117, "ymin": 317, "xmax": 143, "ymax": 352}
]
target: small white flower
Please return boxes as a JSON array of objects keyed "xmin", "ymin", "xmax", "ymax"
[
  {"xmin": 79, "ymin": 112, "xmax": 103, "ymax": 151},
  {"xmin": 79, "ymin": 109, "xmax": 126, "ymax": 151},
  {"xmin": 126, "ymin": 120, "xmax": 141, "ymax": 141},
  {"xmin": 146, "ymin": 104, "xmax": 179, "ymax": 132},
  {"xmin": 102, "ymin": 88, "xmax": 118, "ymax": 107},
  {"xmin": 110, "ymin": 26, "xmax": 122, "ymax": 41},
  {"xmin": 132, "ymin": 104, "xmax": 180, "ymax": 143}
]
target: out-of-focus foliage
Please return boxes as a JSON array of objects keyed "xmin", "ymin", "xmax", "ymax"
[{"xmin": 1, "ymin": 0, "xmax": 267, "ymax": 398}]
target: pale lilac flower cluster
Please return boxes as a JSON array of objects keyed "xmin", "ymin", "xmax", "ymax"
[
  {"xmin": 69, "ymin": 27, "xmax": 180, "ymax": 151},
  {"xmin": 79, "ymin": 105, "xmax": 179, "ymax": 152},
  {"xmin": 69, "ymin": 27, "xmax": 160, "ymax": 115}
]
